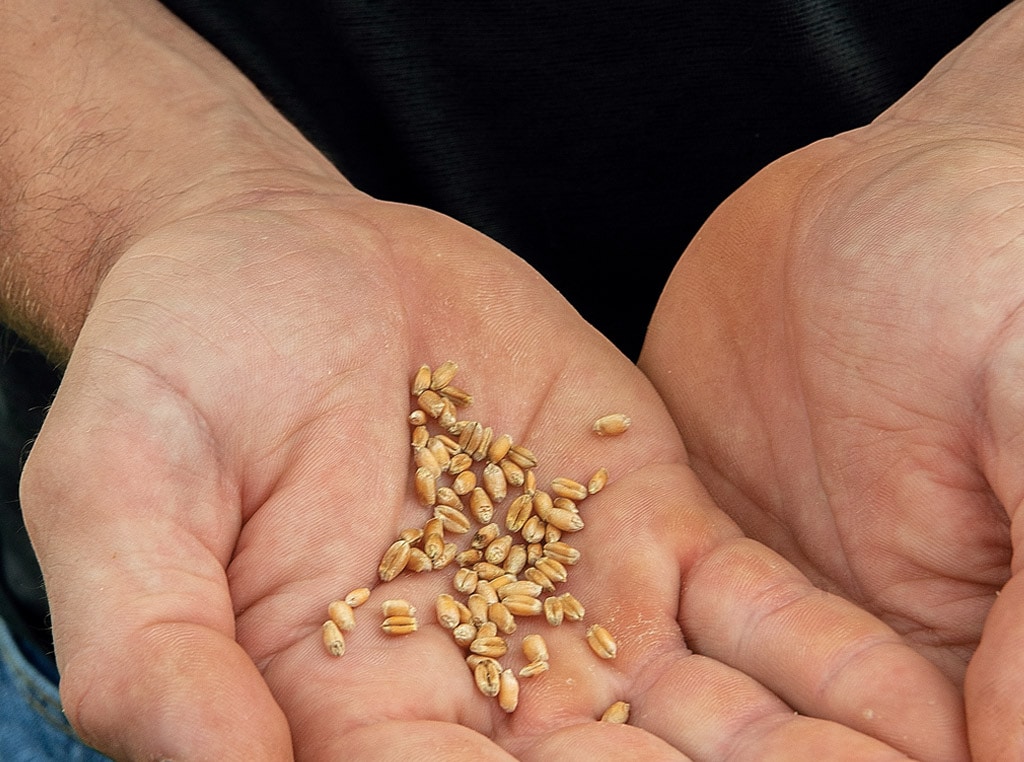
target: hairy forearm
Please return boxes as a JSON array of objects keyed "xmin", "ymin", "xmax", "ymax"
[{"xmin": 0, "ymin": 0, "xmax": 348, "ymax": 360}]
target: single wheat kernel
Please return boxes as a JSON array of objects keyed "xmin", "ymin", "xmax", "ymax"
[
  {"xmin": 470, "ymin": 636, "xmax": 508, "ymax": 659},
  {"xmin": 453, "ymin": 622, "xmax": 478, "ymax": 648},
  {"xmin": 505, "ymin": 493, "xmax": 534, "ymax": 532},
  {"xmin": 534, "ymin": 556, "xmax": 568, "ymax": 583},
  {"xmin": 422, "ymin": 517, "xmax": 445, "ymax": 560},
  {"xmin": 466, "ymin": 654, "xmax": 493, "ymax": 669},
  {"xmin": 434, "ymin": 542, "xmax": 458, "ymax": 569},
  {"xmin": 560, "ymin": 592, "xmax": 586, "ymax": 621},
  {"xmin": 503, "ymin": 545, "xmax": 527, "ymax": 576},
  {"xmin": 484, "ymin": 535, "xmax": 513, "ymax": 565},
  {"xmin": 476, "ymin": 621, "xmax": 499, "ymax": 640},
  {"xmin": 455, "ymin": 599, "xmax": 473, "ymax": 624},
  {"xmin": 381, "ymin": 599, "xmax": 416, "ymax": 618},
  {"xmin": 407, "ymin": 547, "xmax": 433, "ymax": 572},
  {"xmin": 417, "ymin": 389, "xmax": 447, "ymax": 419},
  {"xmin": 345, "ymin": 587, "xmax": 371, "ymax": 608},
  {"xmin": 488, "ymin": 601, "xmax": 517, "ymax": 635},
  {"xmin": 414, "ymin": 446, "xmax": 443, "ymax": 479},
  {"xmin": 481, "ymin": 462, "xmax": 508, "ymax": 503},
  {"xmin": 438, "ymin": 397, "xmax": 458, "ymax": 431},
  {"xmin": 447, "ymin": 452, "xmax": 473, "ymax": 476},
  {"xmin": 473, "ymin": 562, "xmax": 506, "ymax": 580},
  {"xmin": 527, "ymin": 542, "xmax": 544, "ymax": 566},
  {"xmin": 545, "ymin": 507, "xmax": 585, "ymax": 533},
  {"xmin": 400, "ymin": 527, "xmax": 424, "ymax": 545},
  {"xmin": 586, "ymin": 624, "xmax": 618, "ymax": 659},
  {"xmin": 468, "ymin": 594, "xmax": 490, "ymax": 627},
  {"xmin": 439, "ymin": 384, "xmax": 473, "ymax": 407},
  {"xmin": 475, "ymin": 579, "xmax": 499, "ymax": 605},
  {"xmin": 544, "ymin": 523, "xmax": 562, "ymax": 544},
  {"xmin": 413, "ymin": 466, "xmax": 437, "ymax": 507},
  {"xmin": 381, "ymin": 615, "xmax": 418, "ymax": 635},
  {"xmin": 456, "ymin": 548, "xmax": 483, "ymax": 567},
  {"xmin": 544, "ymin": 596, "xmax": 564, "ymax": 626},
  {"xmin": 502, "ymin": 595, "xmax": 544, "ymax": 617},
  {"xmin": 601, "ymin": 701, "xmax": 630, "ymax": 723},
  {"xmin": 454, "ymin": 567, "xmax": 479, "ymax": 594},
  {"xmin": 499, "ymin": 458, "xmax": 526, "ymax": 487},
  {"xmin": 437, "ymin": 433, "xmax": 462, "ymax": 453},
  {"xmin": 543, "ymin": 541, "xmax": 581, "ymax": 565},
  {"xmin": 436, "ymin": 593, "xmax": 462, "ymax": 629},
  {"xmin": 469, "ymin": 487, "xmax": 495, "ymax": 524},
  {"xmin": 411, "ymin": 424, "xmax": 429, "ymax": 449},
  {"xmin": 506, "ymin": 444, "xmax": 538, "ymax": 469},
  {"xmin": 434, "ymin": 504, "xmax": 471, "ymax": 534},
  {"xmin": 552, "ymin": 497, "xmax": 578, "ymax": 513},
  {"xmin": 427, "ymin": 437, "xmax": 451, "ymax": 471},
  {"xmin": 497, "ymin": 580, "xmax": 544, "ymax": 600},
  {"xmin": 520, "ymin": 515, "xmax": 546, "ymax": 544},
  {"xmin": 408, "ymin": 409, "xmax": 428, "ymax": 427},
  {"xmin": 322, "ymin": 620, "xmax": 346, "ymax": 657},
  {"xmin": 519, "ymin": 660, "xmax": 549, "ymax": 678},
  {"xmin": 588, "ymin": 467, "xmax": 609, "ymax": 495},
  {"xmin": 451, "ymin": 471, "xmax": 477, "ymax": 496},
  {"xmin": 472, "ymin": 522, "xmax": 501, "ymax": 549},
  {"xmin": 532, "ymin": 490, "xmax": 553, "ymax": 521},
  {"xmin": 489, "ymin": 573, "xmax": 518, "ymax": 593},
  {"xmin": 474, "ymin": 657, "xmax": 502, "ymax": 698},
  {"xmin": 378, "ymin": 539, "xmax": 411, "ymax": 582},
  {"xmin": 523, "ymin": 566, "xmax": 556, "ymax": 594},
  {"xmin": 498, "ymin": 669, "xmax": 520, "ymax": 713},
  {"xmin": 430, "ymin": 360, "xmax": 459, "ymax": 391},
  {"xmin": 328, "ymin": 599, "xmax": 356, "ymax": 632},
  {"xmin": 472, "ymin": 426, "xmax": 494, "ymax": 462},
  {"xmin": 593, "ymin": 413, "xmax": 631, "ymax": 437},
  {"xmin": 411, "ymin": 365, "xmax": 432, "ymax": 396},
  {"xmin": 435, "ymin": 486, "xmax": 463, "ymax": 510},
  {"xmin": 551, "ymin": 477, "xmax": 588, "ymax": 502},
  {"xmin": 522, "ymin": 633, "xmax": 549, "ymax": 663},
  {"xmin": 487, "ymin": 433, "xmax": 513, "ymax": 464}
]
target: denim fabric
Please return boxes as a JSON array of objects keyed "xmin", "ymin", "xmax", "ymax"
[{"xmin": 0, "ymin": 616, "xmax": 111, "ymax": 761}]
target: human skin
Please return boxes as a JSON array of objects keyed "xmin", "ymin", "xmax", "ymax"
[
  {"xmin": 641, "ymin": 1, "xmax": 1024, "ymax": 759},
  {"xmin": 4, "ymin": 0, "xmax": 967, "ymax": 759}
]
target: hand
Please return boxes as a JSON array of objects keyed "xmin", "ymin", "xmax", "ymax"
[
  {"xmin": 20, "ymin": 193, "xmax": 964, "ymax": 760},
  {"xmin": 640, "ymin": 3, "xmax": 1024, "ymax": 758}
]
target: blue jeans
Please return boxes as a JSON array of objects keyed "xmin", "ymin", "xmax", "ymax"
[{"xmin": 0, "ymin": 617, "xmax": 112, "ymax": 761}]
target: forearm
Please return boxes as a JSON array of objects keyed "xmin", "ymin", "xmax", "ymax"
[{"xmin": 0, "ymin": 0, "xmax": 349, "ymax": 360}]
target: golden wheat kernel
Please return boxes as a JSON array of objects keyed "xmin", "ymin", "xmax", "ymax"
[
  {"xmin": 436, "ymin": 487, "xmax": 464, "ymax": 511},
  {"xmin": 435, "ymin": 593, "xmax": 462, "ymax": 629},
  {"xmin": 552, "ymin": 497, "xmax": 578, "ymax": 513},
  {"xmin": 438, "ymin": 398, "xmax": 458, "ymax": 430},
  {"xmin": 454, "ymin": 567, "xmax": 479, "ymax": 595},
  {"xmin": 505, "ymin": 493, "xmax": 534, "ymax": 533},
  {"xmin": 381, "ymin": 615, "xmax": 418, "ymax": 635},
  {"xmin": 322, "ymin": 620, "xmax": 346, "ymax": 657},
  {"xmin": 422, "ymin": 518, "xmax": 445, "ymax": 561},
  {"xmin": 522, "ymin": 633, "xmax": 549, "ymax": 663},
  {"xmin": 502, "ymin": 594, "xmax": 544, "ymax": 617},
  {"xmin": 532, "ymin": 490, "xmax": 554, "ymax": 522},
  {"xmin": 468, "ymin": 488, "xmax": 494, "ymax": 524},
  {"xmin": 440, "ymin": 384, "xmax": 474, "ymax": 407},
  {"xmin": 587, "ymin": 467, "xmax": 609, "ymax": 495},
  {"xmin": 488, "ymin": 601, "xmax": 517, "ymax": 635},
  {"xmin": 327, "ymin": 599, "xmax": 356, "ymax": 632},
  {"xmin": 471, "ymin": 523, "xmax": 500, "ymax": 549},
  {"xmin": 546, "ymin": 507, "xmax": 585, "ymax": 533},
  {"xmin": 484, "ymin": 535, "xmax": 513, "ymax": 565},
  {"xmin": 482, "ymin": 462, "xmax": 508, "ymax": 503},
  {"xmin": 497, "ymin": 580, "xmax": 544, "ymax": 600},
  {"xmin": 408, "ymin": 409, "xmax": 428, "ymax": 427},
  {"xmin": 453, "ymin": 622, "xmax": 478, "ymax": 648},
  {"xmin": 498, "ymin": 458, "xmax": 525, "ymax": 488},
  {"xmin": 593, "ymin": 413, "xmax": 631, "ymax": 437},
  {"xmin": 472, "ymin": 426, "xmax": 494, "ymax": 462},
  {"xmin": 498, "ymin": 669, "xmax": 520, "ymax": 713},
  {"xmin": 378, "ymin": 539, "xmax": 411, "ymax": 582},
  {"xmin": 474, "ymin": 657, "xmax": 502, "ymax": 698},
  {"xmin": 601, "ymin": 700, "xmax": 631, "ymax": 724},
  {"xmin": 551, "ymin": 477, "xmax": 589, "ymax": 502},
  {"xmin": 456, "ymin": 548, "xmax": 483, "ymax": 567},
  {"xmin": 502, "ymin": 545, "xmax": 527, "ymax": 576},
  {"xmin": 468, "ymin": 594, "xmax": 490, "ymax": 626},
  {"xmin": 524, "ymin": 468, "xmax": 537, "ymax": 495},
  {"xmin": 434, "ymin": 542, "xmax": 458, "ymax": 569},
  {"xmin": 434, "ymin": 504, "xmax": 471, "ymax": 534},
  {"xmin": 543, "ymin": 541, "xmax": 581, "ymax": 565},
  {"xmin": 345, "ymin": 587, "xmax": 371, "ymax": 608},
  {"xmin": 412, "ymin": 364, "xmax": 432, "ymax": 396},
  {"xmin": 455, "ymin": 599, "xmax": 473, "ymax": 624},
  {"xmin": 520, "ymin": 515, "xmax": 546, "ymax": 544},
  {"xmin": 400, "ymin": 527, "xmax": 424, "ymax": 545},
  {"xmin": 506, "ymin": 444, "xmax": 539, "ymax": 469},
  {"xmin": 381, "ymin": 599, "xmax": 416, "ymax": 618},
  {"xmin": 523, "ymin": 566, "xmax": 557, "ymax": 594},
  {"xmin": 470, "ymin": 636, "xmax": 508, "ymax": 659},
  {"xmin": 527, "ymin": 542, "xmax": 544, "ymax": 566},
  {"xmin": 466, "ymin": 654, "xmax": 492, "ymax": 670},
  {"xmin": 476, "ymin": 621, "xmax": 499, "ymax": 640},
  {"xmin": 489, "ymin": 573, "xmax": 518, "ymax": 592},
  {"xmin": 519, "ymin": 660, "xmax": 550, "ymax": 678},
  {"xmin": 427, "ymin": 437, "xmax": 451, "ymax": 470},
  {"xmin": 429, "ymin": 360, "xmax": 459, "ymax": 390},
  {"xmin": 544, "ymin": 596, "xmax": 564, "ymax": 626},
  {"xmin": 447, "ymin": 452, "xmax": 474, "ymax": 476},
  {"xmin": 560, "ymin": 592, "xmax": 586, "ymax": 621},
  {"xmin": 586, "ymin": 624, "xmax": 618, "ymax": 659},
  {"xmin": 475, "ymin": 579, "xmax": 500, "ymax": 605},
  {"xmin": 407, "ymin": 547, "xmax": 433, "ymax": 572},
  {"xmin": 487, "ymin": 433, "xmax": 513, "ymax": 464},
  {"xmin": 544, "ymin": 523, "xmax": 562, "ymax": 544},
  {"xmin": 417, "ymin": 389, "xmax": 447, "ymax": 419},
  {"xmin": 452, "ymin": 470, "xmax": 477, "ymax": 496},
  {"xmin": 414, "ymin": 446, "xmax": 443, "ymax": 479},
  {"xmin": 535, "ymin": 556, "xmax": 568, "ymax": 583},
  {"xmin": 413, "ymin": 466, "xmax": 437, "ymax": 507},
  {"xmin": 412, "ymin": 424, "xmax": 430, "ymax": 449},
  {"xmin": 473, "ymin": 561, "xmax": 506, "ymax": 580}
]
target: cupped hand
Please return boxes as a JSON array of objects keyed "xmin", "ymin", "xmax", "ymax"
[
  {"xmin": 640, "ymin": 4, "xmax": 1024, "ymax": 759},
  {"xmin": 20, "ymin": 190, "xmax": 964, "ymax": 761}
]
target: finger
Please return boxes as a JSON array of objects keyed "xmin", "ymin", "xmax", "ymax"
[
  {"xmin": 21, "ymin": 357, "xmax": 293, "ymax": 760},
  {"xmin": 682, "ymin": 536, "xmax": 969, "ymax": 762}
]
